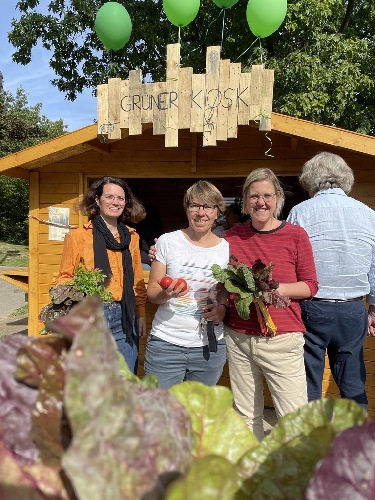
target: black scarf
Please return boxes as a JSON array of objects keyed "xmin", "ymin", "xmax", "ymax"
[{"xmin": 92, "ymin": 215, "xmax": 136, "ymax": 345}]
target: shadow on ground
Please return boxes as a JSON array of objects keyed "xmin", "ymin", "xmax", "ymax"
[{"xmin": 0, "ymin": 314, "xmax": 28, "ymax": 337}]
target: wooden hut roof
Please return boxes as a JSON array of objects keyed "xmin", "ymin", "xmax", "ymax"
[{"xmin": 0, "ymin": 113, "xmax": 374, "ymax": 179}]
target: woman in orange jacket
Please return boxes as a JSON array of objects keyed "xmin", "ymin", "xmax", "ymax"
[{"xmin": 56, "ymin": 176, "xmax": 147, "ymax": 374}]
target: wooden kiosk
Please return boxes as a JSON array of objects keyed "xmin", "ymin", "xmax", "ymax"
[{"xmin": 0, "ymin": 44, "xmax": 375, "ymax": 417}]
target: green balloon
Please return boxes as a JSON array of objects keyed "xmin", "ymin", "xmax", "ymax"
[
  {"xmin": 211, "ymin": 0, "xmax": 240, "ymax": 8},
  {"xmin": 163, "ymin": 0, "xmax": 200, "ymax": 27},
  {"xmin": 95, "ymin": 2, "xmax": 132, "ymax": 51},
  {"xmin": 246, "ymin": 0, "xmax": 287, "ymax": 38}
]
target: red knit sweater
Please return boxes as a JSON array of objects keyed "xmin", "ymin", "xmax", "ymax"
[{"xmin": 223, "ymin": 221, "xmax": 318, "ymax": 335}]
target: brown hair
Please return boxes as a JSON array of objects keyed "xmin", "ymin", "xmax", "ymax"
[
  {"xmin": 78, "ymin": 176, "xmax": 146, "ymax": 223},
  {"xmin": 183, "ymin": 180, "xmax": 226, "ymax": 215}
]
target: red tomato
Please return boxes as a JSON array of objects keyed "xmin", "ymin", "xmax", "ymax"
[
  {"xmin": 175, "ymin": 278, "xmax": 188, "ymax": 292},
  {"xmin": 159, "ymin": 276, "xmax": 173, "ymax": 289}
]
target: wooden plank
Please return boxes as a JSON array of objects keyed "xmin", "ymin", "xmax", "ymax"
[
  {"xmin": 227, "ymin": 62, "xmax": 241, "ymax": 139},
  {"xmin": 141, "ymin": 82, "xmax": 154, "ymax": 124},
  {"xmin": 40, "ymin": 172, "xmax": 81, "ymax": 183},
  {"xmin": 190, "ymin": 74, "xmax": 205, "ymax": 133},
  {"xmin": 0, "ymin": 271, "xmax": 28, "ymax": 292},
  {"xmin": 39, "ymin": 183, "xmax": 79, "ymax": 194},
  {"xmin": 119, "ymin": 79, "xmax": 130, "ymax": 130},
  {"xmin": 152, "ymin": 82, "xmax": 167, "ymax": 135},
  {"xmin": 165, "ymin": 43, "xmax": 180, "ymax": 147},
  {"xmin": 97, "ymin": 83, "xmax": 108, "ymax": 138},
  {"xmin": 178, "ymin": 67, "xmax": 193, "ymax": 129},
  {"xmin": 203, "ymin": 46, "xmax": 221, "ymax": 147},
  {"xmin": 191, "ymin": 133, "xmax": 198, "ymax": 172},
  {"xmin": 107, "ymin": 78, "xmax": 121, "ymax": 140},
  {"xmin": 128, "ymin": 69, "xmax": 143, "ymax": 136},
  {"xmin": 238, "ymin": 72, "xmax": 251, "ymax": 126},
  {"xmin": 216, "ymin": 59, "xmax": 230, "ymax": 141},
  {"xmin": 28, "ymin": 172, "xmax": 40, "ymax": 337},
  {"xmin": 259, "ymin": 69, "xmax": 274, "ymax": 131},
  {"xmin": 39, "ymin": 194, "xmax": 79, "ymax": 204},
  {"xmin": 78, "ymin": 173, "xmax": 85, "ymax": 228},
  {"xmin": 249, "ymin": 65, "xmax": 263, "ymax": 121}
]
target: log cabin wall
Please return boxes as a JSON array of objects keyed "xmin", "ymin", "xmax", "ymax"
[{"xmin": 21, "ymin": 124, "xmax": 375, "ymax": 419}]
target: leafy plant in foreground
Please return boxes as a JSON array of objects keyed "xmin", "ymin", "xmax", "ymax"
[
  {"xmin": 212, "ymin": 256, "xmax": 289, "ymax": 335},
  {"xmin": 0, "ymin": 297, "xmax": 373, "ymax": 499}
]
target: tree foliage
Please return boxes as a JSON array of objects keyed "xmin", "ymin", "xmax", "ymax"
[
  {"xmin": 8, "ymin": 0, "xmax": 375, "ymax": 135},
  {"xmin": 0, "ymin": 87, "xmax": 66, "ymax": 244}
]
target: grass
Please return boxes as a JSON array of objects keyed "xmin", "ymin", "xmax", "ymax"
[
  {"xmin": 0, "ymin": 241, "xmax": 28, "ymax": 267},
  {"xmin": 10, "ymin": 304, "xmax": 28, "ymax": 317}
]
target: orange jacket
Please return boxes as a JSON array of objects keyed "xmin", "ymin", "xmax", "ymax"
[{"xmin": 56, "ymin": 222, "xmax": 147, "ymax": 318}]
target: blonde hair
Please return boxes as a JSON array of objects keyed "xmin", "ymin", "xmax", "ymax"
[{"xmin": 242, "ymin": 168, "xmax": 285, "ymax": 218}]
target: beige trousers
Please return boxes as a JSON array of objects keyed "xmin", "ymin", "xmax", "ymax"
[{"xmin": 225, "ymin": 327, "xmax": 308, "ymax": 440}]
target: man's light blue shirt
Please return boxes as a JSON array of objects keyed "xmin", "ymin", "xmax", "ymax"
[{"xmin": 287, "ymin": 188, "xmax": 375, "ymax": 304}]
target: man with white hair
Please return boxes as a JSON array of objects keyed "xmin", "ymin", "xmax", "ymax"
[{"xmin": 288, "ymin": 151, "xmax": 375, "ymax": 410}]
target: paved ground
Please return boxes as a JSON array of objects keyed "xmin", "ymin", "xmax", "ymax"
[{"xmin": 0, "ymin": 269, "xmax": 28, "ymax": 336}]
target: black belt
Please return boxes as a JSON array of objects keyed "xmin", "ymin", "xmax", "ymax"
[
  {"xmin": 206, "ymin": 298, "xmax": 218, "ymax": 352},
  {"xmin": 312, "ymin": 297, "xmax": 363, "ymax": 303}
]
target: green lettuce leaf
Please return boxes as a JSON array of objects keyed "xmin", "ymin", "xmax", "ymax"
[
  {"xmin": 237, "ymin": 398, "xmax": 367, "ymax": 499},
  {"xmin": 166, "ymin": 455, "xmax": 241, "ymax": 499},
  {"xmin": 170, "ymin": 382, "xmax": 258, "ymax": 464}
]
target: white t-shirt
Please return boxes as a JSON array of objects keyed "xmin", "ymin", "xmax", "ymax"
[{"xmin": 150, "ymin": 230, "xmax": 230, "ymax": 347}]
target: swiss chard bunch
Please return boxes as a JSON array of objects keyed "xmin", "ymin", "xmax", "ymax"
[{"xmin": 211, "ymin": 256, "xmax": 290, "ymax": 335}]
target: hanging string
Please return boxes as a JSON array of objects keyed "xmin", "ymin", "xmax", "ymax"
[
  {"xmin": 191, "ymin": 8, "xmax": 225, "ymax": 54},
  {"xmin": 178, "ymin": 26, "xmax": 181, "ymax": 45},
  {"xmin": 28, "ymin": 215, "xmax": 78, "ymax": 229},
  {"xmin": 263, "ymin": 132, "xmax": 274, "ymax": 157},
  {"xmin": 220, "ymin": 9, "xmax": 226, "ymax": 52},
  {"xmin": 259, "ymin": 38, "xmax": 263, "ymax": 65},
  {"xmin": 234, "ymin": 37, "xmax": 260, "ymax": 62}
]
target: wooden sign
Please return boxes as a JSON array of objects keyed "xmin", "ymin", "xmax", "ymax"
[{"xmin": 97, "ymin": 44, "xmax": 274, "ymax": 147}]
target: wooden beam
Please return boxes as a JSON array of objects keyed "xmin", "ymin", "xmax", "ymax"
[
  {"xmin": 0, "ymin": 124, "xmax": 97, "ymax": 173},
  {"xmin": 28, "ymin": 171, "xmax": 40, "ymax": 337},
  {"xmin": 272, "ymin": 113, "xmax": 375, "ymax": 156},
  {"xmin": 191, "ymin": 133, "xmax": 198, "ymax": 172},
  {"xmin": 85, "ymin": 140, "xmax": 111, "ymax": 155},
  {"xmin": 291, "ymin": 137, "xmax": 300, "ymax": 150}
]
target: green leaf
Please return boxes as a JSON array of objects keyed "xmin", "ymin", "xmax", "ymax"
[
  {"xmin": 166, "ymin": 455, "xmax": 241, "ymax": 500},
  {"xmin": 234, "ymin": 295, "xmax": 253, "ymax": 320},
  {"xmin": 170, "ymin": 382, "xmax": 258, "ymax": 463},
  {"xmin": 237, "ymin": 398, "xmax": 367, "ymax": 499}
]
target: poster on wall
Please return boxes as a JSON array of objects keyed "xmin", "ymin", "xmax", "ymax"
[{"xmin": 48, "ymin": 207, "xmax": 70, "ymax": 241}]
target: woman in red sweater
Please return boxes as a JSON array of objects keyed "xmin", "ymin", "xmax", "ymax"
[{"xmin": 223, "ymin": 168, "xmax": 318, "ymax": 439}]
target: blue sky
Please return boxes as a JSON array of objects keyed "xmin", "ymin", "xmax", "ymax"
[{"xmin": 0, "ymin": 0, "xmax": 97, "ymax": 131}]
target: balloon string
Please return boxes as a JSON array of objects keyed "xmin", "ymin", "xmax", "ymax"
[
  {"xmin": 234, "ymin": 37, "xmax": 259, "ymax": 62},
  {"xmin": 178, "ymin": 26, "xmax": 181, "ymax": 45},
  {"xmin": 221, "ymin": 9, "xmax": 226, "ymax": 52},
  {"xmin": 190, "ymin": 8, "xmax": 225, "ymax": 54},
  {"xmin": 259, "ymin": 38, "xmax": 263, "ymax": 64}
]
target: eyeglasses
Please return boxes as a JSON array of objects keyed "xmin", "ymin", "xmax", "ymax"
[
  {"xmin": 102, "ymin": 194, "xmax": 126, "ymax": 204},
  {"xmin": 187, "ymin": 203, "xmax": 218, "ymax": 214},
  {"xmin": 247, "ymin": 193, "xmax": 276, "ymax": 203}
]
